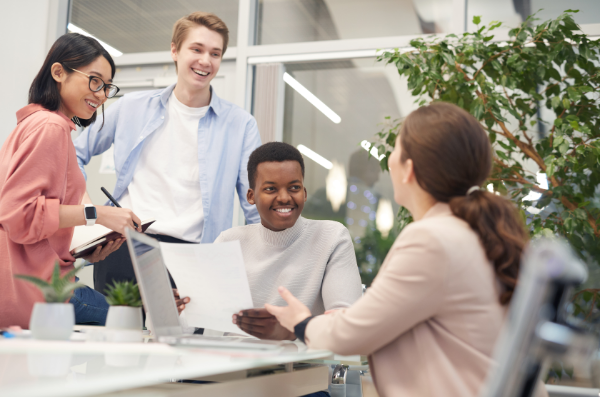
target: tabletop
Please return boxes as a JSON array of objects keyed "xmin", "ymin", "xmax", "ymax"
[{"xmin": 0, "ymin": 338, "xmax": 332, "ymax": 396}]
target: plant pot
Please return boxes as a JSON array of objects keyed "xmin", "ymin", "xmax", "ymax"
[
  {"xmin": 105, "ymin": 306, "xmax": 143, "ymax": 343},
  {"xmin": 29, "ymin": 302, "xmax": 74, "ymax": 341}
]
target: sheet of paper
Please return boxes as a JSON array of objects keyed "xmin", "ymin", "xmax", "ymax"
[{"xmin": 159, "ymin": 241, "xmax": 253, "ymax": 335}]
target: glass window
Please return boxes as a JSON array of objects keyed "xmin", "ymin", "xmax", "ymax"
[
  {"xmin": 257, "ymin": 0, "xmax": 458, "ymax": 45},
  {"xmin": 70, "ymin": 0, "xmax": 239, "ymax": 54},
  {"xmin": 467, "ymin": 0, "xmax": 600, "ymax": 31},
  {"xmin": 277, "ymin": 58, "xmax": 415, "ymax": 284}
]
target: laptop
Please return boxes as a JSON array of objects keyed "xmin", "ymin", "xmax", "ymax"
[{"xmin": 125, "ymin": 227, "xmax": 283, "ymax": 351}]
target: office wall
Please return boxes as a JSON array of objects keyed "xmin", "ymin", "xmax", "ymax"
[{"xmin": 0, "ymin": 0, "xmax": 68, "ymax": 145}]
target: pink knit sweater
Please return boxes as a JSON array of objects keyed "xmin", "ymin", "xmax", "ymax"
[{"xmin": 0, "ymin": 104, "xmax": 85, "ymax": 328}]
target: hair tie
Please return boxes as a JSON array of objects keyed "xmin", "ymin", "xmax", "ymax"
[{"xmin": 466, "ymin": 186, "xmax": 480, "ymax": 196}]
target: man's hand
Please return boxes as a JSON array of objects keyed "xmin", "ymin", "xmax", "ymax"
[
  {"xmin": 264, "ymin": 287, "xmax": 312, "ymax": 332},
  {"xmin": 232, "ymin": 308, "xmax": 296, "ymax": 340},
  {"xmin": 173, "ymin": 289, "xmax": 190, "ymax": 315},
  {"xmin": 81, "ymin": 238, "xmax": 125, "ymax": 263}
]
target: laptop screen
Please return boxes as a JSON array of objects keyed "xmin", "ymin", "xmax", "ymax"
[{"xmin": 126, "ymin": 229, "xmax": 182, "ymax": 338}]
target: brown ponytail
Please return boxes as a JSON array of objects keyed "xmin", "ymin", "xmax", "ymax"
[{"xmin": 400, "ymin": 102, "xmax": 528, "ymax": 305}]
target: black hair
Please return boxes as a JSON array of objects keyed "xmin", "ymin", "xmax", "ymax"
[
  {"xmin": 247, "ymin": 142, "xmax": 305, "ymax": 189},
  {"xmin": 28, "ymin": 33, "xmax": 116, "ymax": 128}
]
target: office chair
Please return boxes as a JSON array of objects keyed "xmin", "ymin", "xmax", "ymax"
[{"xmin": 481, "ymin": 238, "xmax": 598, "ymax": 396}]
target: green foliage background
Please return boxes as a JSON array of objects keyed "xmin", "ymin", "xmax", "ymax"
[{"xmin": 366, "ymin": 10, "xmax": 600, "ymax": 316}]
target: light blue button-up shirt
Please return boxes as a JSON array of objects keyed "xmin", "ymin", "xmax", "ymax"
[{"xmin": 73, "ymin": 84, "xmax": 261, "ymax": 243}]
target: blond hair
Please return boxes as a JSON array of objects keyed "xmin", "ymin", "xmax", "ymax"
[{"xmin": 172, "ymin": 12, "xmax": 229, "ymax": 68}]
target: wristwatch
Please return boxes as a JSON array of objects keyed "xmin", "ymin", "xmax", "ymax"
[{"xmin": 84, "ymin": 204, "xmax": 97, "ymax": 227}]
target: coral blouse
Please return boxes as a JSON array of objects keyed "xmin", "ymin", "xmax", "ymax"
[{"xmin": 0, "ymin": 104, "xmax": 85, "ymax": 328}]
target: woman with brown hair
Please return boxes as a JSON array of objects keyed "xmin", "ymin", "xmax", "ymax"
[{"xmin": 265, "ymin": 102, "xmax": 530, "ymax": 396}]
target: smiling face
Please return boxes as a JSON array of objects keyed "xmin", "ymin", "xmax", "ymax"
[
  {"xmin": 171, "ymin": 25, "xmax": 223, "ymax": 95},
  {"xmin": 247, "ymin": 160, "xmax": 307, "ymax": 232},
  {"xmin": 51, "ymin": 56, "xmax": 111, "ymax": 120}
]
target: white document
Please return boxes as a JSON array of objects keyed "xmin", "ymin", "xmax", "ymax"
[
  {"xmin": 70, "ymin": 224, "xmax": 111, "ymax": 251},
  {"xmin": 159, "ymin": 241, "xmax": 253, "ymax": 335}
]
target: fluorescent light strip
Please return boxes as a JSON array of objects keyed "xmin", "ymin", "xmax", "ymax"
[
  {"xmin": 297, "ymin": 145, "xmax": 333, "ymax": 170},
  {"xmin": 68, "ymin": 23, "xmax": 123, "ymax": 57},
  {"xmin": 283, "ymin": 73, "xmax": 341, "ymax": 124}
]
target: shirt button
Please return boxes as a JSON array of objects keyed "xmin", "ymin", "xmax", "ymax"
[{"xmin": 161, "ymin": 116, "xmax": 164, "ymax": 119}]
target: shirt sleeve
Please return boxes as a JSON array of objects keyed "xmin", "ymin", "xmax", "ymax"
[
  {"xmin": 321, "ymin": 225, "xmax": 363, "ymax": 310},
  {"xmin": 304, "ymin": 224, "xmax": 446, "ymax": 356},
  {"xmin": 0, "ymin": 124, "xmax": 71, "ymax": 244},
  {"xmin": 237, "ymin": 116, "xmax": 261, "ymax": 224},
  {"xmin": 73, "ymin": 98, "xmax": 122, "ymax": 180}
]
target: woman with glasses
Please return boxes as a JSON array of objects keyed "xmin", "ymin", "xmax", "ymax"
[{"xmin": 0, "ymin": 33, "xmax": 142, "ymax": 328}]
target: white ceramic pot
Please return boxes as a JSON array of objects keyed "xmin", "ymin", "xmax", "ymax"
[
  {"xmin": 29, "ymin": 302, "xmax": 74, "ymax": 341},
  {"xmin": 105, "ymin": 306, "xmax": 143, "ymax": 343}
]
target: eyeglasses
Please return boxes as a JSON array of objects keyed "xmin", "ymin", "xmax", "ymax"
[{"xmin": 69, "ymin": 67, "xmax": 120, "ymax": 99}]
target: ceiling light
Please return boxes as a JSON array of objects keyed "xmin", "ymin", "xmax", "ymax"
[
  {"xmin": 68, "ymin": 23, "xmax": 123, "ymax": 57},
  {"xmin": 326, "ymin": 162, "xmax": 347, "ymax": 212},
  {"xmin": 297, "ymin": 145, "xmax": 333, "ymax": 169},
  {"xmin": 360, "ymin": 140, "xmax": 386, "ymax": 161},
  {"xmin": 376, "ymin": 199, "xmax": 394, "ymax": 239},
  {"xmin": 283, "ymin": 72, "xmax": 341, "ymax": 124}
]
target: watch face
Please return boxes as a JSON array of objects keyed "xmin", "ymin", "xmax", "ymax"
[{"xmin": 85, "ymin": 206, "xmax": 97, "ymax": 220}]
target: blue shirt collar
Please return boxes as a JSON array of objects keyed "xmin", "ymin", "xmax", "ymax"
[{"xmin": 159, "ymin": 84, "xmax": 221, "ymax": 116}]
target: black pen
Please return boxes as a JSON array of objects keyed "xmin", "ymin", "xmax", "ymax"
[{"xmin": 101, "ymin": 187, "xmax": 139, "ymax": 229}]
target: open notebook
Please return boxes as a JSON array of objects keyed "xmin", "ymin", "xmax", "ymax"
[{"xmin": 70, "ymin": 220, "xmax": 155, "ymax": 259}]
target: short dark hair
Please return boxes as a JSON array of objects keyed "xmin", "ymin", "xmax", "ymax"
[
  {"xmin": 247, "ymin": 142, "xmax": 305, "ymax": 189},
  {"xmin": 28, "ymin": 33, "xmax": 116, "ymax": 128}
]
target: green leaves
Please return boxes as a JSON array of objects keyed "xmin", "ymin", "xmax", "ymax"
[
  {"xmin": 14, "ymin": 261, "xmax": 84, "ymax": 303},
  {"xmin": 105, "ymin": 280, "xmax": 142, "ymax": 307},
  {"xmin": 551, "ymin": 96, "xmax": 561, "ymax": 109},
  {"xmin": 470, "ymin": 98, "xmax": 485, "ymax": 119},
  {"xmin": 373, "ymin": 9, "xmax": 600, "ymax": 276}
]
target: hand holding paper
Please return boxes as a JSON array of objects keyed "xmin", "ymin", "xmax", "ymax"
[{"xmin": 159, "ymin": 240, "xmax": 254, "ymax": 335}]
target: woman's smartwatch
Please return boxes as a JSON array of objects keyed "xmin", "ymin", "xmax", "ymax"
[{"xmin": 84, "ymin": 204, "xmax": 97, "ymax": 226}]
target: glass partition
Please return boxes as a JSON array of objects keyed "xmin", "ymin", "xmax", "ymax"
[
  {"xmin": 70, "ymin": 0, "xmax": 239, "ymax": 54},
  {"xmin": 467, "ymin": 0, "xmax": 600, "ymax": 31},
  {"xmin": 278, "ymin": 58, "xmax": 415, "ymax": 284},
  {"xmin": 257, "ymin": 0, "xmax": 458, "ymax": 45}
]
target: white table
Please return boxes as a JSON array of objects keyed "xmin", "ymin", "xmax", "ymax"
[{"xmin": 0, "ymin": 338, "xmax": 332, "ymax": 396}]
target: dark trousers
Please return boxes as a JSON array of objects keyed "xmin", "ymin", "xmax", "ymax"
[{"xmin": 93, "ymin": 233, "xmax": 193, "ymax": 295}]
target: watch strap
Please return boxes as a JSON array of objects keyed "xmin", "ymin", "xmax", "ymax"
[{"xmin": 84, "ymin": 204, "xmax": 97, "ymax": 226}]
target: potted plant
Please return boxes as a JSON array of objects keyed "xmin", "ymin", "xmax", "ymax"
[
  {"xmin": 104, "ymin": 280, "xmax": 143, "ymax": 342},
  {"xmin": 15, "ymin": 262, "xmax": 84, "ymax": 340},
  {"xmin": 369, "ymin": 10, "xmax": 600, "ymax": 316}
]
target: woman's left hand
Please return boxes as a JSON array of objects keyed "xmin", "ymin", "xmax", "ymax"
[
  {"xmin": 80, "ymin": 238, "xmax": 125, "ymax": 263},
  {"xmin": 264, "ymin": 286, "xmax": 312, "ymax": 332}
]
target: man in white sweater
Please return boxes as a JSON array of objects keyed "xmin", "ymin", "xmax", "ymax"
[{"xmin": 177, "ymin": 142, "xmax": 362, "ymax": 340}]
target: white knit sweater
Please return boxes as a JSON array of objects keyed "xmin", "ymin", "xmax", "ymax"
[{"xmin": 215, "ymin": 217, "xmax": 363, "ymax": 314}]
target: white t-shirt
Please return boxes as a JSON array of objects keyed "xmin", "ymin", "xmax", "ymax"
[{"xmin": 119, "ymin": 92, "xmax": 208, "ymax": 242}]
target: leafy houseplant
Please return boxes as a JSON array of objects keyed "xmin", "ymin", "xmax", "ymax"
[
  {"xmin": 104, "ymin": 281, "xmax": 143, "ymax": 342},
  {"xmin": 15, "ymin": 262, "xmax": 84, "ymax": 340},
  {"xmin": 370, "ymin": 11, "xmax": 600, "ymax": 316},
  {"xmin": 105, "ymin": 280, "xmax": 143, "ymax": 307}
]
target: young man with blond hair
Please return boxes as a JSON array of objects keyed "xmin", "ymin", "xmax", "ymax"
[{"xmin": 74, "ymin": 12, "xmax": 261, "ymax": 297}]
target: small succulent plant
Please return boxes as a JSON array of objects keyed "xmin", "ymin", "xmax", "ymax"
[
  {"xmin": 105, "ymin": 280, "xmax": 143, "ymax": 307},
  {"xmin": 15, "ymin": 261, "xmax": 84, "ymax": 303}
]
